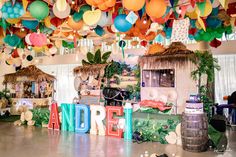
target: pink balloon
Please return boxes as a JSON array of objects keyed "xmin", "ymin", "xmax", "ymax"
[{"xmin": 29, "ymin": 33, "xmax": 47, "ymax": 47}]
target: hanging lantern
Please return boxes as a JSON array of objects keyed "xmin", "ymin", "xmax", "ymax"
[
  {"xmin": 119, "ymin": 40, "xmax": 126, "ymax": 58},
  {"xmin": 140, "ymin": 40, "xmax": 147, "ymax": 47}
]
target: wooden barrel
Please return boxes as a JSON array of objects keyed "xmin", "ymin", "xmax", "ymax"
[{"xmin": 181, "ymin": 113, "xmax": 208, "ymax": 152}]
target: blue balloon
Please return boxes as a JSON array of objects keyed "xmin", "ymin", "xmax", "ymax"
[
  {"xmin": 22, "ymin": 20, "xmax": 39, "ymax": 29},
  {"xmin": 206, "ymin": 17, "xmax": 221, "ymax": 28},
  {"xmin": 114, "ymin": 14, "xmax": 132, "ymax": 32}
]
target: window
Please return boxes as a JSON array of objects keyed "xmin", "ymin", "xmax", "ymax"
[{"xmin": 142, "ymin": 69, "xmax": 175, "ymax": 87}]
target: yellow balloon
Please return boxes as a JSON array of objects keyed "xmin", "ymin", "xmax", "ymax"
[
  {"xmin": 44, "ymin": 16, "xmax": 52, "ymax": 28},
  {"xmin": 6, "ymin": 18, "xmax": 21, "ymax": 24}
]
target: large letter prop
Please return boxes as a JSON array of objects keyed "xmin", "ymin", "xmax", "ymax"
[
  {"xmin": 90, "ymin": 105, "xmax": 106, "ymax": 135},
  {"xmin": 61, "ymin": 103, "xmax": 75, "ymax": 132},
  {"xmin": 106, "ymin": 106, "xmax": 123, "ymax": 138},
  {"xmin": 48, "ymin": 102, "xmax": 60, "ymax": 130},
  {"xmin": 124, "ymin": 103, "xmax": 133, "ymax": 140},
  {"xmin": 75, "ymin": 104, "xmax": 90, "ymax": 133}
]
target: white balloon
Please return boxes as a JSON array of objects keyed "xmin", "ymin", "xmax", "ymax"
[
  {"xmin": 56, "ymin": 0, "xmax": 67, "ymax": 12},
  {"xmin": 53, "ymin": 3, "xmax": 71, "ymax": 19},
  {"xmin": 25, "ymin": 34, "xmax": 32, "ymax": 45},
  {"xmin": 97, "ymin": 12, "xmax": 112, "ymax": 27},
  {"xmin": 212, "ymin": 0, "xmax": 220, "ymax": 8}
]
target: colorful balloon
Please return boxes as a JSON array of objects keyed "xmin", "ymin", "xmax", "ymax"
[
  {"xmin": 146, "ymin": 0, "xmax": 167, "ymax": 18},
  {"xmin": 22, "ymin": 20, "xmax": 39, "ymax": 29},
  {"xmin": 67, "ymin": 17, "xmax": 84, "ymax": 30},
  {"xmin": 29, "ymin": 1, "xmax": 49, "ymax": 20},
  {"xmin": 114, "ymin": 14, "xmax": 132, "ymax": 32}
]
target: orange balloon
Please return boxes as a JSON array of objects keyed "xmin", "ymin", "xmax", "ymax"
[
  {"xmin": 15, "ymin": 29, "xmax": 28, "ymax": 38},
  {"xmin": 98, "ymin": 3, "xmax": 108, "ymax": 10},
  {"xmin": 94, "ymin": 0, "xmax": 104, "ymax": 5},
  {"xmin": 67, "ymin": 17, "xmax": 84, "ymax": 30},
  {"xmin": 136, "ymin": 15, "xmax": 151, "ymax": 32},
  {"xmin": 123, "ymin": 0, "xmax": 145, "ymax": 11},
  {"xmin": 146, "ymin": 0, "xmax": 167, "ymax": 18},
  {"xmin": 85, "ymin": 0, "xmax": 96, "ymax": 6},
  {"xmin": 105, "ymin": 0, "xmax": 116, "ymax": 7}
]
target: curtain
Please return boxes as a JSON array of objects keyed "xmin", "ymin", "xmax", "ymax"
[
  {"xmin": 214, "ymin": 55, "xmax": 236, "ymax": 104},
  {"xmin": 38, "ymin": 64, "xmax": 78, "ymax": 105}
]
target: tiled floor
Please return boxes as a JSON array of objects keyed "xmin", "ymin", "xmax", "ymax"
[{"xmin": 0, "ymin": 122, "xmax": 235, "ymax": 157}]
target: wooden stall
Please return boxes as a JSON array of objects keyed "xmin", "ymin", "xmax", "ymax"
[
  {"xmin": 3, "ymin": 65, "xmax": 56, "ymax": 114},
  {"xmin": 139, "ymin": 42, "xmax": 198, "ymax": 114}
]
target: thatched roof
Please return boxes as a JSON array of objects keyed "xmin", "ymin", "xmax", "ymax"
[
  {"xmin": 3, "ymin": 65, "xmax": 56, "ymax": 84},
  {"xmin": 73, "ymin": 64, "xmax": 107, "ymax": 76},
  {"xmin": 139, "ymin": 42, "xmax": 195, "ymax": 68}
]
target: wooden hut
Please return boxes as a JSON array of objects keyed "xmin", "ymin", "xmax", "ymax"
[
  {"xmin": 3, "ymin": 65, "xmax": 56, "ymax": 114},
  {"xmin": 139, "ymin": 42, "xmax": 197, "ymax": 114}
]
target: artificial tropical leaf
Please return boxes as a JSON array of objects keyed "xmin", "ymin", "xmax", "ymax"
[
  {"xmin": 102, "ymin": 51, "xmax": 112, "ymax": 62},
  {"xmin": 94, "ymin": 49, "xmax": 102, "ymax": 64},
  {"xmin": 82, "ymin": 59, "xmax": 91, "ymax": 65},
  {"xmin": 87, "ymin": 52, "xmax": 95, "ymax": 63}
]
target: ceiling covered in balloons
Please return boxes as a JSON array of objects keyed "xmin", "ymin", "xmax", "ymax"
[{"xmin": 0, "ymin": 0, "xmax": 236, "ymax": 67}]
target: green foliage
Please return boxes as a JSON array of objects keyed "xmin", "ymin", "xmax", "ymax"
[
  {"xmin": 133, "ymin": 117, "xmax": 180, "ymax": 143},
  {"xmin": 191, "ymin": 51, "xmax": 220, "ymax": 84},
  {"xmin": 31, "ymin": 108, "xmax": 50, "ymax": 127},
  {"xmin": 87, "ymin": 52, "xmax": 95, "ymax": 63},
  {"xmin": 82, "ymin": 49, "xmax": 111, "ymax": 65},
  {"xmin": 104, "ymin": 61, "xmax": 123, "ymax": 79},
  {"xmin": 94, "ymin": 49, "xmax": 102, "ymax": 63},
  {"xmin": 191, "ymin": 50, "xmax": 220, "ymax": 116}
]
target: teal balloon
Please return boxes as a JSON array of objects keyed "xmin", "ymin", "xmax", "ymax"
[
  {"xmin": 29, "ymin": 1, "xmax": 49, "ymax": 20},
  {"xmin": 22, "ymin": 20, "xmax": 39, "ymax": 29},
  {"xmin": 114, "ymin": 14, "xmax": 132, "ymax": 32},
  {"xmin": 79, "ymin": 5, "xmax": 91, "ymax": 12},
  {"xmin": 73, "ymin": 11, "xmax": 83, "ymax": 22},
  {"xmin": 95, "ymin": 25, "xmax": 105, "ymax": 36},
  {"xmin": 3, "ymin": 34, "xmax": 21, "ymax": 47}
]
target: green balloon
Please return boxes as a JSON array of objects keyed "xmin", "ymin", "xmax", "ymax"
[{"xmin": 29, "ymin": 1, "xmax": 49, "ymax": 20}]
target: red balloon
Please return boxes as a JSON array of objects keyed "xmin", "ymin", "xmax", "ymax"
[
  {"xmin": 189, "ymin": 28, "xmax": 197, "ymax": 35},
  {"xmin": 51, "ymin": 17, "xmax": 63, "ymax": 27}
]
